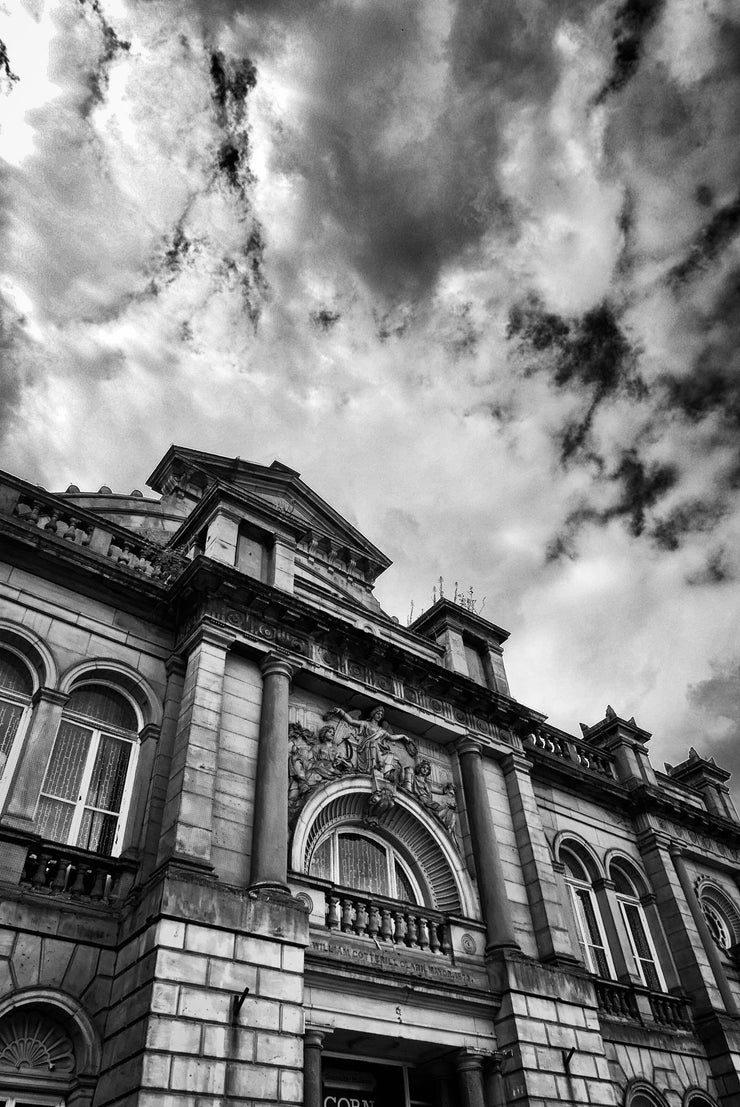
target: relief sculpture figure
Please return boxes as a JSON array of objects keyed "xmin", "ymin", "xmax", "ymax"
[{"xmin": 288, "ymin": 704, "xmax": 457, "ymax": 835}]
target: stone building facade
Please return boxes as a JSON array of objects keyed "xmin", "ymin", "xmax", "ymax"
[{"xmin": 0, "ymin": 444, "xmax": 739, "ymax": 1107}]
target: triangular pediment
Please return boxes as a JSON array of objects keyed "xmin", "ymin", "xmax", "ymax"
[{"xmin": 147, "ymin": 445, "xmax": 391, "ymax": 579}]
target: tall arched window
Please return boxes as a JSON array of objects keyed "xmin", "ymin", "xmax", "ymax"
[
  {"xmin": 610, "ymin": 862, "xmax": 666, "ymax": 992},
  {"xmin": 35, "ymin": 683, "xmax": 140, "ymax": 857},
  {"xmin": 561, "ymin": 844, "xmax": 615, "ymax": 979},
  {"xmin": 310, "ymin": 827, "xmax": 424, "ymax": 904},
  {"xmin": 0, "ymin": 648, "xmax": 35, "ymax": 810}
]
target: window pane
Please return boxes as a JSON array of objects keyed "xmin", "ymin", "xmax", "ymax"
[
  {"xmin": 86, "ymin": 734, "xmax": 131, "ymax": 812},
  {"xmin": 311, "ymin": 838, "xmax": 332, "ymax": 881},
  {"xmin": 0, "ymin": 698, "xmax": 23, "ymax": 761},
  {"xmin": 338, "ymin": 833, "xmax": 390, "ymax": 896},
  {"xmin": 623, "ymin": 903, "xmax": 661, "ymax": 989},
  {"xmin": 36, "ymin": 795, "xmax": 75, "ymax": 843},
  {"xmin": 77, "ymin": 809, "xmax": 119, "ymax": 855},
  {"xmin": 394, "ymin": 862, "xmax": 416, "ymax": 905},
  {"xmin": 67, "ymin": 685, "xmax": 137, "ymax": 730},
  {"xmin": 41, "ymin": 722, "xmax": 91, "ymax": 800},
  {"xmin": 0, "ymin": 650, "xmax": 33, "ymax": 695}
]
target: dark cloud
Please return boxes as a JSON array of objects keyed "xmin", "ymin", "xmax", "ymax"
[
  {"xmin": 507, "ymin": 295, "xmax": 646, "ymax": 464},
  {"xmin": 0, "ymin": 38, "xmax": 19, "ymax": 85},
  {"xmin": 310, "ymin": 310, "xmax": 341, "ymax": 332},
  {"xmin": 77, "ymin": 0, "xmax": 130, "ymax": 114},
  {"xmin": 651, "ymin": 502, "xmax": 727, "ymax": 553},
  {"xmin": 662, "ymin": 266, "xmax": 740, "ymax": 435},
  {"xmin": 596, "ymin": 0, "xmax": 665, "ymax": 103},
  {"xmin": 545, "ymin": 450, "xmax": 677, "ymax": 561},
  {"xmin": 667, "ymin": 193, "xmax": 740, "ymax": 287}
]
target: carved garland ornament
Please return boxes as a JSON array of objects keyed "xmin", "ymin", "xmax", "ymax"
[{"xmin": 288, "ymin": 703, "xmax": 457, "ymax": 837}]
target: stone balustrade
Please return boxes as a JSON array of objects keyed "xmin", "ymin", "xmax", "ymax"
[
  {"xmin": 524, "ymin": 727, "xmax": 615, "ymax": 779},
  {"xmin": 19, "ymin": 843, "xmax": 138, "ymax": 904},
  {"xmin": 595, "ymin": 977, "xmax": 692, "ymax": 1030},
  {"xmin": 4, "ymin": 481, "xmax": 187, "ymax": 585},
  {"xmin": 325, "ymin": 891, "xmax": 451, "ymax": 956}
]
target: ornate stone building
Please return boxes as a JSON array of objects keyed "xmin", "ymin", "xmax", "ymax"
[{"xmin": 0, "ymin": 444, "xmax": 739, "ymax": 1107}]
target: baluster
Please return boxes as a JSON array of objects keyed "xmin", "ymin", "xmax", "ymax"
[
  {"xmin": 355, "ymin": 901, "xmax": 368, "ymax": 936},
  {"xmin": 341, "ymin": 898, "xmax": 354, "ymax": 933},
  {"xmin": 392, "ymin": 911, "xmax": 407, "ymax": 946},
  {"xmin": 22, "ymin": 851, "xmax": 41, "ymax": 884},
  {"xmin": 405, "ymin": 913, "xmax": 418, "ymax": 949},
  {"xmin": 379, "ymin": 909, "xmax": 393, "ymax": 941},
  {"xmin": 43, "ymin": 509, "xmax": 61, "ymax": 532},
  {"xmin": 63, "ymin": 518, "xmax": 80, "ymax": 542},
  {"xmin": 428, "ymin": 921, "xmax": 440, "ymax": 954},
  {"xmin": 49, "ymin": 861, "xmax": 70, "ymax": 893},
  {"xmin": 367, "ymin": 904, "xmax": 380, "ymax": 940},
  {"xmin": 417, "ymin": 917, "xmax": 430, "ymax": 950},
  {"xmin": 43, "ymin": 856, "xmax": 59, "ymax": 890},
  {"xmin": 102, "ymin": 873, "xmax": 114, "ymax": 902},
  {"xmin": 325, "ymin": 894, "xmax": 341, "ymax": 929},
  {"xmin": 29, "ymin": 501, "xmax": 43, "ymax": 525},
  {"xmin": 89, "ymin": 869, "xmax": 108, "ymax": 901},
  {"xmin": 438, "ymin": 922, "xmax": 450, "ymax": 954},
  {"xmin": 108, "ymin": 541, "xmax": 122, "ymax": 563}
]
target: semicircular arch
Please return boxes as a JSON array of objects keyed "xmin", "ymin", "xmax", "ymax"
[
  {"xmin": 59, "ymin": 658, "xmax": 162, "ymax": 727},
  {"xmin": 0, "ymin": 618, "xmax": 58, "ymax": 690},
  {"xmin": 553, "ymin": 831, "xmax": 606, "ymax": 880},
  {"xmin": 0, "ymin": 987, "xmax": 102, "ymax": 1076},
  {"xmin": 291, "ymin": 777, "xmax": 478, "ymax": 917},
  {"xmin": 605, "ymin": 850, "xmax": 651, "ymax": 897}
]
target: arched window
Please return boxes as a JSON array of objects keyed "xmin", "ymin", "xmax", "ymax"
[
  {"xmin": 0, "ymin": 1005, "xmax": 75, "ymax": 1105},
  {"xmin": 35, "ymin": 683, "xmax": 140, "ymax": 857},
  {"xmin": 310, "ymin": 827, "xmax": 424, "ymax": 904},
  {"xmin": 561, "ymin": 844, "xmax": 615, "ymax": 979},
  {"xmin": 0, "ymin": 648, "xmax": 35, "ymax": 810},
  {"xmin": 611, "ymin": 861, "xmax": 666, "ymax": 992},
  {"xmin": 697, "ymin": 884, "xmax": 740, "ymax": 954}
]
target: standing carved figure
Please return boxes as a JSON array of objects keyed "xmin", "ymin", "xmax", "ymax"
[
  {"xmin": 324, "ymin": 705, "xmax": 418, "ymax": 782},
  {"xmin": 411, "ymin": 759, "xmax": 457, "ymax": 832}
]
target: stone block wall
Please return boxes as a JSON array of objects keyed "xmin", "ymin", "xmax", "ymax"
[
  {"xmin": 94, "ymin": 872, "xmax": 308, "ymax": 1107},
  {"xmin": 493, "ymin": 958, "xmax": 617, "ymax": 1107}
]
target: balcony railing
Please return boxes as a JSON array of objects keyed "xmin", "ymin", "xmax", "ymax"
[
  {"xmin": 19, "ymin": 842, "xmax": 137, "ymax": 904},
  {"xmin": 595, "ymin": 978, "xmax": 692, "ymax": 1030},
  {"xmin": 325, "ymin": 891, "xmax": 451, "ymax": 956},
  {"xmin": 4, "ymin": 481, "xmax": 187, "ymax": 585},
  {"xmin": 524, "ymin": 727, "xmax": 615, "ymax": 779}
]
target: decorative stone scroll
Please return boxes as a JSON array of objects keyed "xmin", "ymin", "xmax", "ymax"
[{"xmin": 288, "ymin": 703, "xmax": 457, "ymax": 836}]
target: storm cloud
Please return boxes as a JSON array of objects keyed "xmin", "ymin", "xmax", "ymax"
[{"xmin": 2, "ymin": 0, "xmax": 740, "ymax": 793}]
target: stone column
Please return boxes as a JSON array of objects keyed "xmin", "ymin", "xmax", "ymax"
[
  {"xmin": 120, "ymin": 722, "xmax": 160, "ymax": 858},
  {"xmin": 1, "ymin": 687, "xmax": 69, "ymax": 829},
  {"xmin": 637, "ymin": 829, "xmax": 726, "ymax": 1013},
  {"xmin": 455, "ymin": 1050, "xmax": 486, "ymax": 1107},
  {"xmin": 303, "ymin": 1027, "xmax": 325, "ymax": 1107},
  {"xmin": 671, "ymin": 844, "xmax": 738, "ymax": 1016},
  {"xmin": 457, "ymin": 737, "xmax": 519, "ymax": 954},
  {"xmin": 158, "ymin": 625, "xmax": 235, "ymax": 870},
  {"xmin": 139, "ymin": 656, "xmax": 186, "ymax": 879},
  {"xmin": 249, "ymin": 653, "xmax": 296, "ymax": 891},
  {"xmin": 501, "ymin": 752, "xmax": 577, "ymax": 965}
]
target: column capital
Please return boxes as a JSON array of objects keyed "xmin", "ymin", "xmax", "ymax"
[
  {"xmin": 455, "ymin": 1048, "xmax": 486, "ymax": 1073},
  {"xmin": 139, "ymin": 722, "xmax": 161, "ymax": 744},
  {"xmin": 261, "ymin": 651, "xmax": 299, "ymax": 681},
  {"xmin": 31, "ymin": 687, "xmax": 69, "ymax": 709},
  {"xmin": 304, "ymin": 1026, "xmax": 331, "ymax": 1048},
  {"xmin": 456, "ymin": 734, "xmax": 484, "ymax": 759}
]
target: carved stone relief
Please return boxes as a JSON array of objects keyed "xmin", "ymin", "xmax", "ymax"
[{"xmin": 288, "ymin": 702, "xmax": 458, "ymax": 839}]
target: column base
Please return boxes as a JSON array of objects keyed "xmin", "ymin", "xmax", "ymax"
[{"xmin": 249, "ymin": 879, "xmax": 293, "ymax": 896}]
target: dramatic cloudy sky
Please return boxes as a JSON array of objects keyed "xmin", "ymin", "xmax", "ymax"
[{"xmin": 2, "ymin": 0, "xmax": 739, "ymax": 791}]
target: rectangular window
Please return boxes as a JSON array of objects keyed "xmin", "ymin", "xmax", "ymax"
[
  {"xmin": 569, "ymin": 885, "xmax": 614, "ymax": 978},
  {"xmin": 36, "ymin": 721, "xmax": 136, "ymax": 856},
  {"xmin": 620, "ymin": 900, "xmax": 665, "ymax": 991}
]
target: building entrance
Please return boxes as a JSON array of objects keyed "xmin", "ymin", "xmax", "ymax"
[{"xmin": 322, "ymin": 1054, "xmax": 441, "ymax": 1107}]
